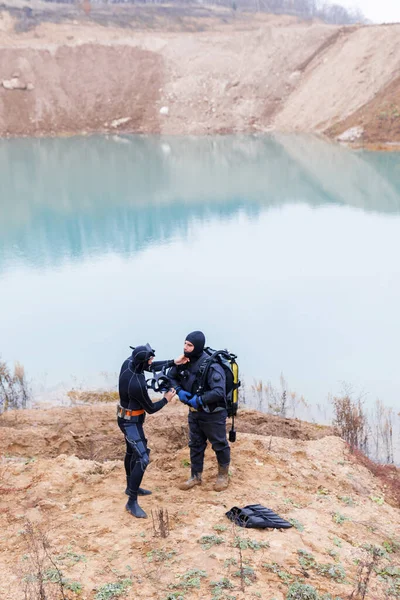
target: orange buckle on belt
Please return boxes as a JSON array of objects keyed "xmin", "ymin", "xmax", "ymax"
[{"xmin": 118, "ymin": 406, "xmax": 145, "ymax": 418}]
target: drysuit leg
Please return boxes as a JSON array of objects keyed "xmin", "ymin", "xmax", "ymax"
[
  {"xmin": 188, "ymin": 411, "xmax": 208, "ymax": 475},
  {"xmin": 198, "ymin": 409, "xmax": 230, "ymax": 467}
]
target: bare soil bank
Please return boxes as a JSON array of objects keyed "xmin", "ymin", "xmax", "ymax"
[
  {"xmin": 1, "ymin": 6, "xmax": 400, "ymax": 143},
  {"xmin": 0, "ymin": 402, "xmax": 399, "ymax": 600}
]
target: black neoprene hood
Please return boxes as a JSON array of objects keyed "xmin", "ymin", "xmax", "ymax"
[{"xmin": 185, "ymin": 331, "xmax": 206, "ymax": 359}]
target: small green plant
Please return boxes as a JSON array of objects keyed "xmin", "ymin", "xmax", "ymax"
[
  {"xmin": 180, "ymin": 569, "xmax": 207, "ymax": 588},
  {"xmin": 95, "ymin": 579, "xmax": 132, "ymax": 599},
  {"xmin": 296, "ymin": 550, "xmax": 346, "ymax": 583},
  {"xmin": 43, "ymin": 568, "xmax": 82, "ymax": 592},
  {"xmin": 233, "ymin": 536, "xmax": 270, "ymax": 550},
  {"xmin": 317, "ymin": 488, "xmax": 330, "ymax": 496},
  {"xmin": 214, "ymin": 524, "xmax": 228, "ymax": 532},
  {"xmin": 333, "ymin": 537, "xmax": 342, "ymax": 547},
  {"xmin": 233, "ymin": 565, "xmax": 256, "ymax": 585},
  {"xmin": 338, "ymin": 496, "xmax": 355, "ymax": 506},
  {"xmin": 332, "ymin": 512, "xmax": 349, "ymax": 525},
  {"xmin": 163, "ymin": 593, "xmax": 185, "ymax": 600},
  {"xmin": 369, "ymin": 495, "xmax": 384, "ymax": 505},
  {"xmin": 64, "ymin": 580, "xmax": 83, "ymax": 592},
  {"xmin": 199, "ymin": 535, "xmax": 224, "ymax": 549},
  {"xmin": 224, "ymin": 558, "xmax": 238, "ymax": 567},
  {"xmin": 289, "ymin": 519, "xmax": 304, "ymax": 531},
  {"xmin": 168, "ymin": 569, "xmax": 207, "ymax": 595},
  {"xmin": 297, "ymin": 549, "xmax": 316, "ymax": 570},
  {"xmin": 211, "ymin": 577, "xmax": 235, "ymax": 590},
  {"xmin": 386, "ymin": 578, "xmax": 400, "ymax": 596},
  {"xmin": 284, "ymin": 498, "xmax": 302, "ymax": 507},
  {"xmin": 55, "ymin": 547, "xmax": 87, "ymax": 565},
  {"xmin": 375, "ymin": 565, "xmax": 400, "ymax": 579},
  {"xmin": 361, "ymin": 543, "xmax": 387, "ymax": 557},
  {"xmin": 316, "ymin": 563, "xmax": 346, "ymax": 582},
  {"xmin": 210, "ymin": 576, "xmax": 237, "ymax": 599},
  {"xmin": 263, "ymin": 563, "xmax": 293, "ymax": 583},
  {"xmin": 181, "ymin": 459, "xmax": 190, "ymax": 467},
  {"xmin": 146, "ymin": 549, "xmax": 176, "ymax": 563},
  {"xmin": 383, "ymin": 538, "xmax": 400, "ymax": 554},
  {"xmin": 286, "ymin": 582, "xmax": 319, "ymax": 600}
]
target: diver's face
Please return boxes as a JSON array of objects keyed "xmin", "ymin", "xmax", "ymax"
[{"xmin": 184, "ymin": 340, "xmax": 194, "ymax": 354}]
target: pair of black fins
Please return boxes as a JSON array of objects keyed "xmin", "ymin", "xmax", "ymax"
[{"xmin": 226, "ymin": 504, "xmax": 293, "ymax": 529}]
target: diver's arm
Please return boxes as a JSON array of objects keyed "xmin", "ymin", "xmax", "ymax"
[
  {"xmin": 130, "ymin": 375, "xmax": 167, "ymax": 414},
  {"xmin": 149, "ymin": 354, "xmax": 188, "ymax": 373},
  {"xmin": 150, "ymin": 359, "xmax": 175, "ymax": 372},
  {"xmin": 201, "ymin": 365, "xmax": 226, "ymax": 406},
  {"xmin": 166, "ymin": 364, "xmax": 181, "ymax": 389}
]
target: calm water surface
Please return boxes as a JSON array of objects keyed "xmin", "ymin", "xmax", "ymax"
[{"xmin": 1, "ymin": 134, "xmax": 400, "ymax": 425}]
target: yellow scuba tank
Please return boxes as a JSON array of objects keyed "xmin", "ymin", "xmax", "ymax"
[{"xmin": 230, "ymin": 358, "xmax": 239, "ymax": 417}]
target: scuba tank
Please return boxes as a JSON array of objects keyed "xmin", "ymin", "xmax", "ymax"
[
  {"xmin": 196, "ymin": 348, "xmax": 240, "ymax": 442},
  {"xmin": 229, "ymin": 357, "xmax": 239, "ymax": 442}
]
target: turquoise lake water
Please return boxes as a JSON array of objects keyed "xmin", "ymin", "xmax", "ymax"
[{"xmin": 1, "ymin": 134, "xmax": 400, "ymax": 431}]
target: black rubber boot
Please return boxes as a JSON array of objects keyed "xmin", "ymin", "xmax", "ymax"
[
  {"xmin": 125, "ymin": 495, "xmax": 147, "ymax": 519},
  {"xmin": 125, "ymin": 487, "xmax": 152, "ymax": 496}
]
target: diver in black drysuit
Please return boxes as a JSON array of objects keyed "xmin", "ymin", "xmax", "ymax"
[
  {"xmin": 117, "ymin": 344, "xmax": 179, "ymax": 518},
  {"xmin": 168, "ymin": 331, "xmax": 231, "ymax": 492}
]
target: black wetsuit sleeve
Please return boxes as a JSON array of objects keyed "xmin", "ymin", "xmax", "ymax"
[
  {"xmin": 129, "ymin": 373, "xmax": 167, "ymax": 414},
  {"xmin": 150, "ymin": 359, "xmax": 175, "ymax": 372},
  {"xmin": 201, "ymin": 364, "xmax": 226, "ymax": 406},
  {"xmin": 166, "ymin": 365, "xmax": 181, "ymax": 389}
]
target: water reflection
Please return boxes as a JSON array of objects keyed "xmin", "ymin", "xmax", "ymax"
[
  {"xmin": 1, "ymin": 135, "xmax": 400, "ymax": 445},
  {"xmin": 1, "ymin": 134, "xmax": 400, "ymax": 272}
]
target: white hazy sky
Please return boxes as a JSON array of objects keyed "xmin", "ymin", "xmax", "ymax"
[{"xmin": 338, "ymin": 0, "xmax": 400, "ymax": 23}]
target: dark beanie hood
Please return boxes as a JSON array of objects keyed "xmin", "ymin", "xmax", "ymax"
[
  {"xmin": 184, "ymin": 331, "xmax": 206, "ymax": 359},
  {"xmin": 130, "ymin": 343, "xmax": 155, "ymax": 372}
]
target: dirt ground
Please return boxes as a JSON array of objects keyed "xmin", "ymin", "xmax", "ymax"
[
  {"xmin": 0, "ymin": 402, "xmax": 399, "ymax": 600},
  {"xmin": 0, "ymin": 5, "xmax": 399, "ymax": 143}
]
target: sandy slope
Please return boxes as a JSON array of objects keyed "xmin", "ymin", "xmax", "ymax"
[
  {"xmin": 0, "ymin": 8, "xmax": 399, "ymax": 142},
  {"xmin": 0, "ymin": 402, "xmax": 399, "ymax": 600}
]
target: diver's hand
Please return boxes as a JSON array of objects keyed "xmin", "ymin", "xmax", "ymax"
[
  {"xmin": 186, "ymin": 395, "xmax": 203, "ymax": 409},
  {"xmin": 164, "ymin": 388, "xmax": 176, "ymax": 402},
  {"xmin": 174, "ymin": 354, "xmax": 190, "ymax": 365},
  {"xmin": 177, "ymin": 389, "xmax": 192, "ymax": 403}
]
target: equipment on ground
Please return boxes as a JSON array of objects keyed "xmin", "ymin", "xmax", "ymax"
[{"xmin": 226, "ymin": 504, "xmax": 293, "ymax": 529}]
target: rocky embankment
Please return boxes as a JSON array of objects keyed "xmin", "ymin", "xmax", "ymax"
[
  {"xmin": 0, "ymin": 402, "xmax": 399, "ymax": 599},
  {"xmin": 0, "ymin": 7, "xmax": 400, "ymax": 144}
]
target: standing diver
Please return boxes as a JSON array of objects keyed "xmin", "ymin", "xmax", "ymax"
[
  {"xmin": 168, "ymin": 331, "xmax": 231, "ymax": 492},
  {"xmin": 117, "ymin": 343, "xmax": 187, "ymax": 518}
]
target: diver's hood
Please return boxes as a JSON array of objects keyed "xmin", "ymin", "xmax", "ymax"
[
  {"xmin": 184, "ymin": 330, "xmax": 205, "ymax": 360},
  {"xmin": 130, "ymin": 343, "xmax": 155, "ymax": 373}
]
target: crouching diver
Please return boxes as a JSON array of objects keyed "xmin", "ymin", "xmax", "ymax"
[{"xmin": 117, "ymin": 343, "xmax": 187, "ymax": 518}]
